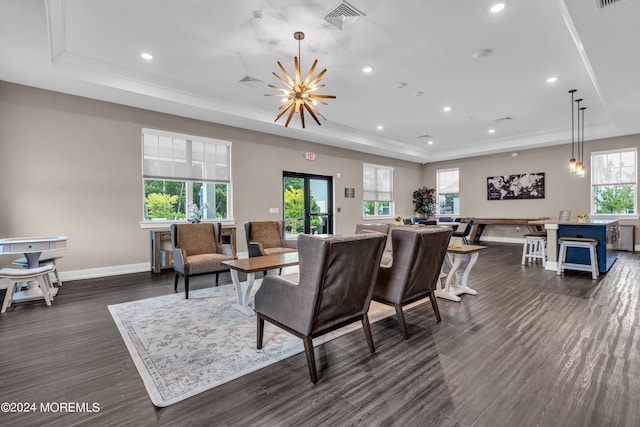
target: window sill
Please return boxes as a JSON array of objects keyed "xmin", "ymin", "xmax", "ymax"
[
  {"xmin": 362, "ymin": 216, "xmax": 394, "ymax": 221},
  {"xmin": 139, "ymin": 219, "xmax": 236, "ymax": 230},
  {"xmin": 590, "ymin": 215, "xmax": 639, "ymax": 221}
]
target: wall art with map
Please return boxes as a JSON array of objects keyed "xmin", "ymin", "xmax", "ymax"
[{"xmin": 487, "ymin": 172, "xmax": 545, "ymax": 200}]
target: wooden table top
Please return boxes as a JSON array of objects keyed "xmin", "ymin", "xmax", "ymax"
[
  {"xmin": 222, "ymin": 252, "xmax": 299, "ymax": 274},
  {"xmin": 447, "ymin": 244, "xmax": 487, "ymax": 254}
]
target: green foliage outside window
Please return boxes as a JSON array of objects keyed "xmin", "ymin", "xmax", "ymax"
[
  {"xmin": 144, "ymin": 193, "xmax": 184, "ymax": 220},
  {"xmin": 593, "ymin": 185, "xmax": 635, "ymax": 214}
]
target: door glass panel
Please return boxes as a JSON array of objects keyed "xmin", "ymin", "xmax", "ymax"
[
  {"xmin": 284, "ymin": 176, "xmax": 305, "ymax": 238},
  {"xmin": 283, "ymin": 173, "xmax": 333, "ymax": 236}
]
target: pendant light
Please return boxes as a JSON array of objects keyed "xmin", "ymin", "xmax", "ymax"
[
  {"xmin": 568, "ymin": 89, "xmax": 577, "ymax": 172},
  {"xmin": 578, "ymin": 106, "xmax": 587, "ymax": 177},
  {"xmin": 574, "ymin": 97, "xmax": 583, "ymax": 175}
]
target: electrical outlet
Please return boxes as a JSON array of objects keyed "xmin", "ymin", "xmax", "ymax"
[
  {"xmin": 515, "ymin": 227, "xmax": 521, "ymax": 232},
  {"xmin": 269, "ymin": 208, "xmax": 279, "ymax": 214}
]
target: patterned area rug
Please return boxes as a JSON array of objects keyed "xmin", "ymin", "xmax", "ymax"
[{"xmin": 108, "ymin": 278, "xmax": 397, "ymax": 407}]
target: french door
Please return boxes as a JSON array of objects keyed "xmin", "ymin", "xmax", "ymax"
[{"xmin": 283, "ymin": 172, "xmax": 333, "ymax": 236}]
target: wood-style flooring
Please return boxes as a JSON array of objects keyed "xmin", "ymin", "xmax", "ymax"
[{"xmin": 0, "ymin": 243, "xmax": 638, "ymax": 426}]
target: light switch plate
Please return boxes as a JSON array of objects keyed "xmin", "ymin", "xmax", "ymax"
[{"xmin": 269, "ymin": 208, "xmax": 279, "ymax": 213}]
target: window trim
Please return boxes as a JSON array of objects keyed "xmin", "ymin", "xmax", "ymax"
[
  {"xmin": 590, "ymin": 147, "xmax": 637, "ymax": 218},
  {"xmin": 362, "ymin": 163, "xmax": 395, "ymax": 219},
  {"xmin": 436, "ymin": 167, "xmax": 460, "ymax": 216},
  {"xmin": 141, "ymin": 128, "xmax": 233, "ymax": 223}
]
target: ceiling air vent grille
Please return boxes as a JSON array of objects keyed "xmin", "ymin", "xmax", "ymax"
[
  {"xmin": 494, "ymin": 116, "xmax": 513, "ymax": 122},
  {"xmin": 324, "ymin": 1, "xmax": 366, "ymax": 30},
  {"xmin": 595, "ymin": 0, "xmax": 627, "ymax": 9}
]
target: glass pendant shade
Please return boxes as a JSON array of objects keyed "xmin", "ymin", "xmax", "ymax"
[{"xmin": 569, "ymin": 158, "xmax": 576, "ymax": 172}]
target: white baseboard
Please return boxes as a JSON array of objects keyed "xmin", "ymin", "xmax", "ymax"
[{"xmin": 58, "ymin": 263, "xmax": 151, "ymax": 282}]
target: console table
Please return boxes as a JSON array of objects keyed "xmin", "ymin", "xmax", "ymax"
[{"xmin": 149, "ymin": 226, "xmax": 236, "ymax": 273}]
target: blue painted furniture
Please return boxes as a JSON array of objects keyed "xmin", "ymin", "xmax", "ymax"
[{"xmin": 556, "ymin": 221, "xmax": 618, "ymax": 273}]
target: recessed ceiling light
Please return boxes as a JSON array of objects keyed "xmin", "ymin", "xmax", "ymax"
[
  {"xmin": 377, "ymin": 125, "xmax": 384, "ymax": 130},
  {"xmin": 140, "ymin": 52, "xmax": 153, "ymax": 60},
  {"xmin": 546, "ymin": 76, "xmax": 558, "ymax": 83},
  {"xmin": 473, "ymin": 49, "xmax": 493, "ymax": 59},
  {"xmin": 428, "ymin": 140, "xmax": 434, "ymax": 145},
  {"xmin": 489, "ymin": 2, "xmax": 507, "ymax": 13},
  {"xmin": 362, "ymin": 66, "xmax": 374, "ymax": 73},
  {"xmin": 488, "ymin": 128, "xmax": 496, "ymax": 133},
  {"xmin": 443, "ymin": 106, "xmax": 452, "ymax": 112},
  {"xmin": 511, "ymin": 152, "xmax": 519, "ymax": 157}
]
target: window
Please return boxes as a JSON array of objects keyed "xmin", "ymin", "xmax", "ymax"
[
  {"xmin": 363, "ymin": 163, "xmax": 394, "ymax": 218},
  {"xmin": 591, "ymin": 148, "xmax": 636, "ymax": 216},
  {"xmin": 437, "ymin": 168, "xmax": 459, "ymax": 215},
  {"xmin": 142, "ymin": 129, "xmax": 232, "ymax": 221}
]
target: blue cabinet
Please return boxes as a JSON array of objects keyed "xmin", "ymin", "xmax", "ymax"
[{"xmin": 557, "ymin": 222, "xmax": 618, "ymax": 273}]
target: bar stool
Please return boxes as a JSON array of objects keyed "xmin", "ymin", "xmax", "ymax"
[
  {"xmin": 556, "ymin": 237, "xmax": 599, "ymax": 280},
  {"xmin": 521, "ymin": 233, "xmax": 547, "ymax": 267},
  {"xmin": 1, "ymin": 265, "xmax": 56, "ymax": 313},
  {"xmin": 12, "ymin": 255, "xmax": 63, "ymax": 287}
]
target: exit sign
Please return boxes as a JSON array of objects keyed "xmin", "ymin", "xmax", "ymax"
[{"xmin": 303, "ymin": 152, "xmax": 316, "ymax": 161}]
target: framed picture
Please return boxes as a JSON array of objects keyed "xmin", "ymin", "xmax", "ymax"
[{"xmin": 487, "ymin": 172, "xmax": 545, "ymax": 200}]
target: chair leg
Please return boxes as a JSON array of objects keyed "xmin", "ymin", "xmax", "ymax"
[
  {"xmin": 429, "ymin": 292, "xmax": 442, "ymax": 322},
  {"xmin": 1, "ymin": 281, "xmax": 17, "ymax": 313},
  {"xmin": 53, "ymin": 266, "xmax": 62, "ymax": 287},
  {"xmin": 394, "ymin": 304, "xmax": 409, "ymax": 339},
  {"xmin": 257, "ymin": 316, "xmax": 265, "ymax": 349},
  {"xmin": 215, "ymin": 272, "xmax": 219, "ymax": 286},
  {"xmin": 184, "ymin": 276, "xmax": 190, "ymax": 299},
  {"xmin": 37, "ymin": 276, "xmax": 52, "ymax": 307},
  {"xmin": 361, "ymin": 315, "xmax": 376, "ymax": 353},
  {"xmin": 302, "ymin": 336, "xmax": 318, "ymax": 383},
  {"xmin": 174, "ymin": 273, "xmax": 179, "ymax": 292}
]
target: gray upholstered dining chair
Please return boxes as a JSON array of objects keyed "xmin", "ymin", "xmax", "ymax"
[
  {"xmin": 244, "ymin": 220, "xmax": 297, "ymax": 257},
  {"xmin": 372, "ymin": 226, "xmax": 453, "ymax": 339},
  {"xmin": 254, "ymin": 232, "xmax": 386, "ymax": 383},
  {"xmin": 171, "ymin": 223, "xmax": 236, "ymax": 299},
  {"xmin": 354, "ymin": 223, "xmax": 392, "ymax": 265}
]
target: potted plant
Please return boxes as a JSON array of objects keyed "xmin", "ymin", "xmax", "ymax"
[
  {"xmin": 395, "ymin": 214, "xmax": 402, "ymax": 225},
  {"xmin": 412, "ymin": 186, "xmax": 436, "ymax": 218}
]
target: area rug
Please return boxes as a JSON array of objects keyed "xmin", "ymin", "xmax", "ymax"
[{"xmin": 108, "ymin": 279, "xmax": 400, "ymax": 407}]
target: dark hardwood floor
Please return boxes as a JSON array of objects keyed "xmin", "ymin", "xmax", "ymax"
[{"xmin": 1, "ymin": 243, "xmax": 638, "ymax": 426}]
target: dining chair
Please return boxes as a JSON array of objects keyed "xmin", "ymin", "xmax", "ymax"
[
  {"xmin": 452, "ymin": 219, "xmax": 475, "ymax": 244},
  {"xmin": 171, "ymin": 223, "xmax": 236, "ymax": 299},
  {"xmin": 372, "ymin": 227, "xmax": 453, "ymax": 338},
  {"xmin": 254, "ymin": 232, "xmax": 386, "ymax": 383}
]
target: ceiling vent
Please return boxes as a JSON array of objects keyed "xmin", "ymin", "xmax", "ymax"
[
  {"xmin": 595, "ymin": 0, "xmax": 627, "ymax": 9},
  {"xmin": 238, "ymin": 75, "xmax": 263, "ymax": 88},
  {"xmin": 324, "ymin": 1, "xmax": 366, "ymax": 30},
  {"xmin": 494, "ymin": 116, "xmax": 513, "ymax": 122},
  {"xmin": 416, "ymin": 134, "xmax": 432, "ymax": 139}
]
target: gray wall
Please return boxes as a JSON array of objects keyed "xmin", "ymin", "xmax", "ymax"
[
  {"xmin": 422, "ymin": 134, "xmax": 640, "ymax": 240},
  {"xmin": 0, "ymin": 82, "xmax": 421, "ymax": 274},
  {"xmin": 1, "ymin": 82, "xmax": 638, "ymax": 277}
]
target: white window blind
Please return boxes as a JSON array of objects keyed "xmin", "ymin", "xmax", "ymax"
[
  {"xmin": 592, "ymin": 148, "xmax": 636, "ymax": 186},
  {"xmin": 437, "ymin": 168, "xmax": 459, "ymax": 194},
  {"xmin": 142, "ymin": 129, "xmax": 231, "ymax": 183},
  {"xmin": 363, "ymin": 163, "xmax": 394, "ymax": 202}
]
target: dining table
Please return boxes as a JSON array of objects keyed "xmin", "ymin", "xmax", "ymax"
[
  {"xmin": 0, "ymin": 235, "xmax": 68, "ymax": 302},
  {"xmin": 435, "ymin": 244, "xmax": 487, "ymax": 302}
]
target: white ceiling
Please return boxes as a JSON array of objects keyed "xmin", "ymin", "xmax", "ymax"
[{"xmin": 1, "ymin": 0, "xmax": 639, "ymax": 164}]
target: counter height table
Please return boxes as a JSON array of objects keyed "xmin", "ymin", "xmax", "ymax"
[{"xmin": 529, "ymin": 219, "xmax": 619, "ymax": 273}]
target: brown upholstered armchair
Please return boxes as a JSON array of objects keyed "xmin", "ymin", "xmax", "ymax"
[
  {"xmin": 244, "ymin": 220, "xmax": 297, "ymax": 257},
  {"xmin": 373, "ymin": 226, "xmax": 452, "ymax": 339},
  {"xmin": 254, "ymin": 232, "xmax": 386, "ymax": 383},
  {"xmin": 171, "ymin": 223, "xmax": 236, "ymax": 299}
]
